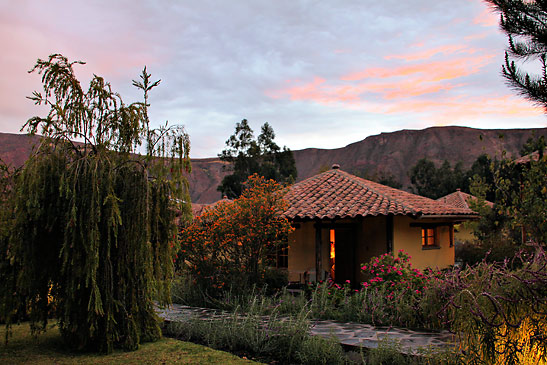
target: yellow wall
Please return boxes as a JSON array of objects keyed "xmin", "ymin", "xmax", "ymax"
[
  {"xmin": 354, "ymin": 216, "xmax": 387, "ymax": 283},
  {"xmin": 393, "ymin": 216, "xmax": 455, "ymax": 270},
  {"xmin": 288, "ymin": 218, "xmax": 389, "ymax": 283},
  {"xmin": 287, "ymin": 221, "xmax": 331, "ymax": 282},
  {"xmin": 288, "ymin": 215, "xmax": 456, "ymax": 283}
]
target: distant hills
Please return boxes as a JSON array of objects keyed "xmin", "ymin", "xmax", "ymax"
[{"xmin": 1, "ymin": 126, "xmax": 546, "ymax": 203}]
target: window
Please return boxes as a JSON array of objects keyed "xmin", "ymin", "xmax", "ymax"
[
  {"xmin": 277, "ymin": 242, "xmax": 288, "ymax": 268},
  {"xmin": 421, "ymin": 227, "xmax": 437, "ymax": 248},
  {"xmin": 268, "ymin": 242, "xmax": 288, "ymax": 268}
]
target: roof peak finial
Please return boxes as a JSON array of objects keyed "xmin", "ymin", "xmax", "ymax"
[{"xmin": 331, "ymin": 164, "xmax": 340, "ymax": 170}]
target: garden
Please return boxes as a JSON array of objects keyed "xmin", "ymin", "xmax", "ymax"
[{"xmin": 169, "ymin": 171, "xmax": 547, "ymax": 364}]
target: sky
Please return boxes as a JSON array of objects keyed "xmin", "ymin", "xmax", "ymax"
[{"xmin": 1, "ymin": 0, "xmax": 546, "ymax": 158}]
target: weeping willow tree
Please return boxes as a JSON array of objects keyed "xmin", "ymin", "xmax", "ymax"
[{"xmin": 1, "ymin": 54, "xmax": 191, "ymax": 353}]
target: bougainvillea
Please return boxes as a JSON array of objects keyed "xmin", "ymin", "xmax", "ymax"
[
  {"xmin": 179, "ymin": 174, "xmax": 293, "ymax": 296},
  {"xmin": 360, "ymin": 250, "xmax": 439, "ymax": 296}
]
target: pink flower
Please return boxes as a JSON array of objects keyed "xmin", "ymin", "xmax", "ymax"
[
  {"xmin": 345, "ymin": 280, "xmax": 351, "ymax": 284},
  {"xmin": 361, "ymin": 265, "xmax": 367, "ymax": 270},
  {"xmin": 363, "ymin": 282, "xmax": 370, "ymax": 288}
]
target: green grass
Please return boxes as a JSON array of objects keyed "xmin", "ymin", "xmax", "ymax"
[{"xmin": 0, "ymin": 321, "xmax": 257, "ymax": 364}]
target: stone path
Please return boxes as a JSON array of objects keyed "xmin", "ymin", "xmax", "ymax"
[{"xmin": 157, "ymin": 304, "xmax": 456, "ymax": 354}]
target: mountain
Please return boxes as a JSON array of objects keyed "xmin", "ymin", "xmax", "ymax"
[{"xmin": 1, "ymin": 126, "xmax": 546, "ymax": 203}]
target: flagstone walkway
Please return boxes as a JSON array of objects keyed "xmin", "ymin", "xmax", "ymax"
[{"xmin": 157, "ymin": 304, "xmax": 457, "ymax": 354}]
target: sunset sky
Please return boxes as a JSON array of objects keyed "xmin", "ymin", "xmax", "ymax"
[{"xmin": 1, "ymin": 0, "xmax": 546, "ymax": 157}]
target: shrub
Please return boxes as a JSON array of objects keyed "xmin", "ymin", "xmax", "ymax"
[
  {"xmin": 441, "ymin": 247, "xmax": 547, "ymax": 364},
  {"xmin": 178, "ymin": 174, "xmax": 293, "ymax": 298}
]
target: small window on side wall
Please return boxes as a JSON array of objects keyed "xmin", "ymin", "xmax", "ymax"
[{"xmin": 421, "ymin": 227, "xmax": 437, "ymax": 248}]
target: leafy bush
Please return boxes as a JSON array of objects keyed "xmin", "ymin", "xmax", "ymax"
[
  {"xmin": 455, "ymin": 239, "xmax": 531, "ymax": 267},
  {"xmin": 178, "ymin": 174, "xmax": 293, "ymax": 298}
]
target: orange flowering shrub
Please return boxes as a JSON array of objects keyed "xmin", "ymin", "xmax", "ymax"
[{"xmin": 178, "ymin": 174, "xmax": 293, "ymax": 296}]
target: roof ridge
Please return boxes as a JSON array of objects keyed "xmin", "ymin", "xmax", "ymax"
[
  {"xmin": 334, "ymin": 169, "xmax": 419, "ymax": 215},
  {"xmin": 457, "ymin": 190, "xmax": 470, "ymax": 209}
]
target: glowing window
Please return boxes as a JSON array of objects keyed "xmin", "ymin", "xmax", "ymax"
[{"xmin": 421, "ymin": 228, "xmax": 436, "ymax": 247}]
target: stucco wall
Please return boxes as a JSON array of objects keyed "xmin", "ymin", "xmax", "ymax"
[
  {"xmin": 393, "ymin": 216, "xmax": 455, "ymax": 270},
  {"xmin": 355, "ymin": 216, "xmax": 388, "ymax": 283},
  {"xmin": 287, "ymin": 221, "xmax": 331, "ymax": 282},
  {"xmin": 288, "ymin": 215, "xmax": 456, "ymax": 283},
  {"xmin": 288, "ymin": 217, "xmax": 390, "ymax": 283}
]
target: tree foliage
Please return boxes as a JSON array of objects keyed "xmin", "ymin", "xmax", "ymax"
[
  {"xmin": 409, "ymin": 158, "xmax": 468, "ymax": 199},
  {"xmin": 485, "ymin": 0, "xmax": 547, "ymax": 110},
  {"xmin": 495, "ymin": 150, "xmax": 547, "ymax": 246},
  {"xmin": 179, "ymin": 174, "xmax": 293, "ymax": 297},
  {"xmin": 0, "ymin": 54, "xmax": 191, "ymax": 353},
  {"xmin": 217, "ymin": 120, "xmax": 297, "ymax": 198},
  {"xmin": 468, "ymin": 136, "xmax": 547, "ymax": 248}
]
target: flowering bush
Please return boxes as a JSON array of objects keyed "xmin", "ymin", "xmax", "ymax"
[
  {"xmin": 178, "ymin": 174, "xmax": 293, "ymax": 297},
  {"xmin": 360, "ymin": 250, "xmax": 439, "ymax": 296}
]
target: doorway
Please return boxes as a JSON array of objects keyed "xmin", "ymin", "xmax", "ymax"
[{"xmin": 329, "ymin": 227, "xmax": 356, "ymax": 284}]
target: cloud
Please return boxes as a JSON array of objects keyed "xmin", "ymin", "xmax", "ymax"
[
  {"xmin": 474, "ymin": 6, "xmax": 499, "ymax": 28},
  {"xmin": 269, "ymin": 49, "xmax": 496, "ymax": 106}
]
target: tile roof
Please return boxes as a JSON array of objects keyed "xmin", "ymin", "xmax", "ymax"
[
  {"xmin": 514, "ymin": 148, "xmax": 546, "ymax": 164},
  {"xmin": 284, "ymin": 168, "xmax": 478, "ymax": 220},
  {"xmin": 436, "ymin": 190, "xmax": 494, "ymax": 210},
  {"xmin": 191, "ymin": 197, "xmax": 232, "ymax": 217}
]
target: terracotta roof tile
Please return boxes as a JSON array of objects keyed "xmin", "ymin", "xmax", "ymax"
[
  {"xmin": 436, "ymin": 190, "xmax": 494, "ymax": 210},
  {"xmin": 284, "ymin": 168, "xmax": 478, "ymax": 220},
  {"xmin": 514, "ymin": 148, "xmax": 546, "ymax": 164}
]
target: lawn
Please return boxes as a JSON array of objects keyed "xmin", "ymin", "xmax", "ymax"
[{"xmin": 0, "ymin": 321, "xmax": 257, "ymax": 364}]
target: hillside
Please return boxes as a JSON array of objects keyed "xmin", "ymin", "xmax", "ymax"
[{"xmin": 1, "ymin": 126, "xmax": 546, "ymax": 203}]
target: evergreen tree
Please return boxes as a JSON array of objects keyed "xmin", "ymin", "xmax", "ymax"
[
  {"xmin": 218, "ymin": 120, "xmax": 296, "ymax": 198},
  {"xmin": 0, "ymin": 54, "xmax": 191, "ymax": 353},
  {"xmin": 409, "ymin": 158, "xmax": 441, "ymax": 198},
  {"xmin": 485, "ymin": 0, "xmax": 547, "ymax": 109},
  {"xmin": 410, "ymin": 158, "xmax": 470, "ymax": 199}
]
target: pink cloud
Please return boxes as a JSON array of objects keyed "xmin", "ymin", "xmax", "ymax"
[
  {"xmin": 341, "ymin": 54, "xmax": 493, "ymax": 82},
  {"xmin": 267, "ymin": 52, "xmax": 497, "ymax": 107},
  {"xmin": 384, "ymin": 44, "xmax": 476, "ymax": 62},
  {"xmin": 474, "ymin": 7, "xmax": 499, "ymax": 28},
  {"xmin": 383, "ymin": 95, "xmax": 542, "ymax": 119}
]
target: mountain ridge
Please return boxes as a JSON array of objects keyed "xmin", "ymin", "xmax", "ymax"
[{"xmin": 1, "ymin": 126, "xmax": 546, "ymax": 204}]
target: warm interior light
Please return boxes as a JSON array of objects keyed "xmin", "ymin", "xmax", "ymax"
[{"xmin": 329, "ymin": 229, "xmax": 335, "ymax": 280}]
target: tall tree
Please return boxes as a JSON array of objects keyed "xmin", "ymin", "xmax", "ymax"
[
  {"xmin": 0, "ymin": 54, "xmax": 191, "ymax": 353},
  {"xmin": 485, "ymin": 0, "xmax": 547, "ymax": 109},
  {"xmin": 409, "ymin": 158, "xmax": 469, "ymax": 199},
  {"xmin": 218, "ymin": 120, "xmax": 296, "ymax": 198},
  {"xmin": 409, "ymin": 158, "xmax": 441, "ymax": 198}
]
